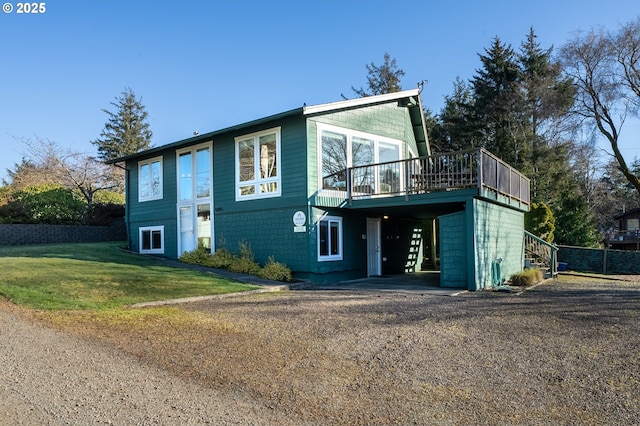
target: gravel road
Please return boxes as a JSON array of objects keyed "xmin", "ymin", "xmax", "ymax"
[
  {"xmin": 0, "ymin": 301, "xmax": 305, "ymax": 425},
  {"xmin": 2, "ymin": 276, "xmax": 639, "ymax": 425}
]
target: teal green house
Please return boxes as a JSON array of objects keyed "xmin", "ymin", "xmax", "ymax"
[{"xmin": 111, "ymin": 89, "xmax": 532, "ymax": 290}]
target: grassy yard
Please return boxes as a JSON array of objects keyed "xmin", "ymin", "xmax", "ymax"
[{"xmin": 0, "ymin": 242, "xmax": 259, "ymax": 310}]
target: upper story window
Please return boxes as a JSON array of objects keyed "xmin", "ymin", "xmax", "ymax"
[
  {"xmin": 235, "ymin": 127, "xmax": 281, "ymax": 201},
  {"xmin": 177, "ymin": 143, "xmax": 212, "ymax": 202},
  {"xmin": 138, "ymin": 156, "xmax": 163, "ymax": 202},
  {"xmin": 318, "ymin": 124, "xmax": 402, "ymax": 193}
]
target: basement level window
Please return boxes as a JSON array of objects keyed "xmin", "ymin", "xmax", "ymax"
[{"xmin": 139, "ymin": 226, "xmax": 164, "ymax": 254}]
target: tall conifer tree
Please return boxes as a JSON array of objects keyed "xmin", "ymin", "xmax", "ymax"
[
  {"xmin": 352, "ymin": 53, "xmax": 405, "ymax": 97},
  {"xmin": 517, "ymin": 28, "xmax": 575, "ymax": 202},
  {"xmin": 469, "ymin": 37, "xmax": 523, "ymax": 167},
  {"xmin": 93, "ymin": 88, "xmax": 153, "ymax": 162}
]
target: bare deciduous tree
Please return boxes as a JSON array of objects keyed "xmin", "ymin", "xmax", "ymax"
[
  {"xmin": 560, "ymin": 17, "xmax": 640, "ymax": 194},
  {"xmin": 22, "ymin": 138, "xmax": 123, "ymax": 213}
]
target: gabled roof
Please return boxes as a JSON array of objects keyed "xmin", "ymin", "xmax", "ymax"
[
  {"xmin": 302, "ymin": 89, "xmax": 419, "ymax": 115},
  {"xmin": 108, "ymin": 89, "xmax": 429, "ymax": 164},
  {"xmin": 614, "ymin": 207, "xmax": 640, "ymax": 220}
]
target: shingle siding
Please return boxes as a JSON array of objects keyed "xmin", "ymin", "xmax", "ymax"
[
  {"xmin": 309, "ymin": 103, "xmax": 416, "ymax": 151},
  {"xmin": 119, "ymin": 92, "xmax": 527, "ymax": 289},
  {"xmin": 439, "ymin": 211, "xmax": 468, "ymax": 288},
  {"xmin": 214, "ymin": 207, "xmax": 310, "ymax": 271},
  {"xmin": 127, "ymin": 151, "xmax": 179, "ymax": 256},
  {"xmin": 472, "ymin": 199, "xmax": 524, "ymax": 289}
]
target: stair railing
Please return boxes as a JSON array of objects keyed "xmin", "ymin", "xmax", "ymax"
[{"xmin": 524, "ymin": 230, "xmax": 559, "ymax": 278}]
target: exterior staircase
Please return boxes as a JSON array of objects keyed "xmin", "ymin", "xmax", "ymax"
[
  {"xmin": 404, "ymin": 227, "xmax": 423, "ymax": 272},
  {"xmin": 524, "ymin": 231, "xmax": 558, "ymax": 278}
]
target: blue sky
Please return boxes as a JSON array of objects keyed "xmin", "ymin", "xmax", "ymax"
[{"xmin": 1, "ymin": 0, "xmax": 638, "ymax": 181}]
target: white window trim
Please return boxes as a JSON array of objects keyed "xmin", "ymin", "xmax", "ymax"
[
  {"xmin": 177, "ymin": 200, "xmax": 214, "ymax": 257},
  {"xmin": 234, "ymin": 127, "xmax": 282, "ymax": 201},
  {"xmin": 176, "ymin": 142, "xmax": 213, "ymax": 202},
  {"xmin": 139, "ymin": 225, "xmax": 164, "ymax": 254},
  {"xmin": 316, "ymin": 123, "xmax": 404, "ymax": 192},
  {"xmin": 317, "ymin": 215, "xmax": 343, "ymax": 261},
  {"xmin": 138, "ymin": 156, "xmax": 163, "ymax": 202},
  {"xmin": 176, "ymin": 142, "xmax": 214, "ymax": 257}
]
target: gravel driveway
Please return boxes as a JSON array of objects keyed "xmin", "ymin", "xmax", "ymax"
[{"xmin": 2, "ymin": 276, "xmax": 639, "ymax": 425}]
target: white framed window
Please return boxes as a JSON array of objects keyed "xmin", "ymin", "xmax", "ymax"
[
  {"xmin": 317, "ymin": 216, "xmax": 343, "ymax": 261},
  {"xmin": 235, "ymin": 127, "xmax": 281, "ymax": 201},
  {"xmin": 176, "ymin": 142, "xmax": 213, "ymax": 256},
  {"xmin": 317, "ymin": 123, "xmax": 403, "ymax": 194},
  {"xmin": 138, "ymin": 156, "xmax": 163, "ymax": 202},
  {"xmin": 177, "ymin": 142, "xmax": 212, "ymax": 202},
  {"xmin": 139, "ymin": 226, "xmax": 164, "ymax": 254}
]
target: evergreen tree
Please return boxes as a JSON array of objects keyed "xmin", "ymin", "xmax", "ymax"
[
  {"xmin": 469, "ymin": 37, "xmax": 524, "ymax": 167},
  {"xmin": 525, "ymin": 202, "xmax": 555, "ymax": 242},
  {"xmin": 553, "ymin": 183, "xmax": 600, "ymax": 247},
  {"xmin": 517, "ymin": 28, "xmax": 575, "ymax": 198},
  {"xmin": 92, "ymin": 88, "xmax": 153, "ymax": 162},
  {"xmin": 430, "ymin": 77, "xmax": 479, "ymax": 152},
  {"xmin": 352, "ymin": 53, "xmax": 404, "ymax": 97}
]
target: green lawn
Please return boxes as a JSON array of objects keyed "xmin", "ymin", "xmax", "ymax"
[{"xmin": 0, "ymin": 242, "xmax": 259, "ymax": 310}]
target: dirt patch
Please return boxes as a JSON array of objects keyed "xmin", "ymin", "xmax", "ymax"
[{"xmin": 23, "ymin": 277, "xmax": 639, "ymax": 425}]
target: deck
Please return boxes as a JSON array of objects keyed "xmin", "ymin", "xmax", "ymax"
[
  {"xmin": 322, "ymin": 148, "xmax": 530, "ymax": 210},
  {"xmin": 607, "ymin": 230, "xmax": 640, "ymax": 251}
]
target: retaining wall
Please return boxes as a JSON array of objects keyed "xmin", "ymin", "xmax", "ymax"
[
  {"xmin": 0, "ymin": 220, "xmax": 126, "ymax": 246},
  {"xmin": 558, "ymin": 245, "xmax": 640, "ymax": 275}
]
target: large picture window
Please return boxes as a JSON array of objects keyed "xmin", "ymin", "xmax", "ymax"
[
  {"xmin": 138, "ymin": 156, "xmax": 163, "ymax": 202},
  {"xmin": 318, "ymin": 124, "xmax": 402, "ymax": 194},
  {"xmin": 139, "ymin": 226, "xmax": 164, "ymax": 254},
  {"xmin": 318, "ymin": 216, "xmax": 343, "ymax": 261},
  {"xmin": 235, "ymin": 127, "xmax": 281, "ymax": 201}
]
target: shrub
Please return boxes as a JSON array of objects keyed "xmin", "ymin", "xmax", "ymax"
[
  {"xmin": 179, "ymin": 239, "xmax": 293, "ymax": 282},
  {"xmin": 228, "ymin": 257, "xmax": 262, "ymax": 275},
  {"xmin": 259, "ymin": 256, "xmax": 293, "ymax": 282},
  {"xmin": 228, "ymin": 241, "xmax": 261, "ymax": 275},
  {"xmin": 207, "ymin": 247, "xmax": 235, "ymax": 269},
  {"xmin": 238, "ymin": 240, "xmax": 253, "ymax": 260},
  {"xmin": 509, "ymin": 268, "xmax": 544, "ymax": 286},
  {"xmin": 525, "ymin": 202, "xmax": 555, "ymax": 243},
  {"xmin": 179, "ymin": 245, "xmax": 210, "ymax": 265},
  {"xmin": 87, "ymin": 203, "xmax": 125, "ymax": 225},
  {"xmin": 11, "ymin": 184, "xmax": 86, "ymax": 224}
]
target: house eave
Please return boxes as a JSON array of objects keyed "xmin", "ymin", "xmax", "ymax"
[
  {"xmin": 302, "ymin": 89, "xmax": 420, "ymax": 116},
  {"xmin": 107, "ymin": 88, "xmax": 430, "ymax": 166},
  {"xmin": 106, "ymin": 107, "xmax": 304, "ymax": 165}
]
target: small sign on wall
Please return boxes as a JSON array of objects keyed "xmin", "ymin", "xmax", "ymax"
[{"xmin": 293, "ymin": 210, "xmax": 306, "ymax": 233}]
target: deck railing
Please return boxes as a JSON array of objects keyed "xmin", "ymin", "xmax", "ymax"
[
  {"xmin": 329, "ymin": 148, "xmax": 530, "ymax": 206},
  {"xmin": 607, "ymin": 230, "xmax": 640, "ymax": 250}
]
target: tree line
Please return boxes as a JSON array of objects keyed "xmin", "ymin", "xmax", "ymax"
[
  {"xmin": 0, "ymin": 88, "xmax": 152, "ymax": 225},
  {"xmin": 352, "ymin": 19, "xmax": 640, "ymax": 247},
  {"xmin": 2, "ymin": 16, "xmax": 639, "ymax": 246}
]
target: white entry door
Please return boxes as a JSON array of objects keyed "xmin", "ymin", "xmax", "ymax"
[{"xmin": 366, "ymin": 218, "xmax": 381, "ymax": 276}]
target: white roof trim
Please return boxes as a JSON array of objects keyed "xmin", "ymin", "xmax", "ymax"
[{"xmin": 303, "ymin": 88, "xmax": 420, "ymax": 115}]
